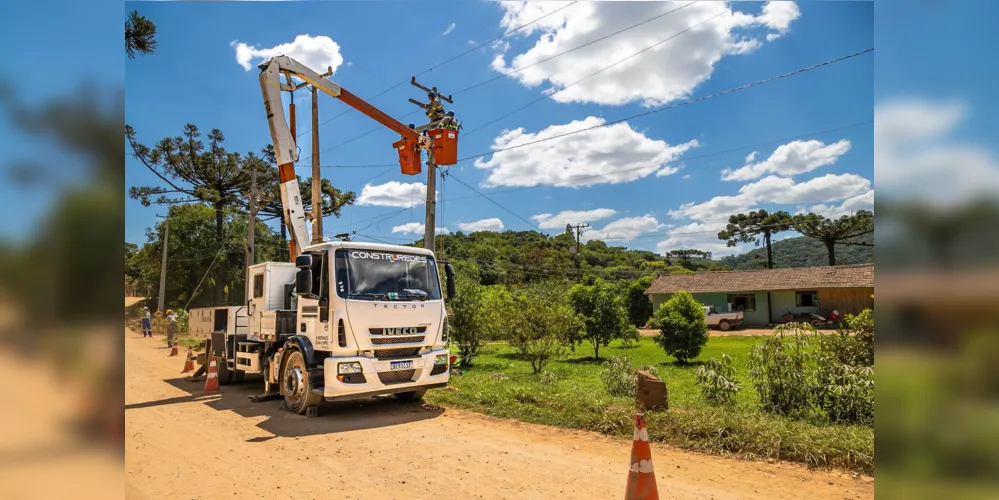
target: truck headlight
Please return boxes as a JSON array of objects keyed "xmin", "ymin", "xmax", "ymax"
[
  {"xmin": 434, "ymin": 354, "xmax": 448, "ymax": 365},
  {"xmin": 338, "ymin": 362, "xmax": 362, "ymax": 374}
]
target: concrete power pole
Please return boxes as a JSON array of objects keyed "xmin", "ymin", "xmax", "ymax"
[
  {"xmin": 423, "ymin": 148, "xmax": 437, "ymax": 251},
  {"xmin": 246, "ymin": 167, "xmax": 258, "ymax": 274},
  {"xmin": 566, "ymin": 223, "xmax": 589, "ymax": 273},
  {"xmin": 156, "ymin": 214, "xmax": 169, "ymax": 313},
  {"xmin": 311, "ymin": 86, "xmax": 323, "ymax": 244}
]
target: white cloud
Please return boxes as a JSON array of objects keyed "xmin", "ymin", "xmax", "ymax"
[
  {"xmin": 722, "ymin": 139, "xmax": 852, "ymax": 181},
  {"xmin": 442, "ymin": 22, "xmax": 456, "ymax": 36},
  {"xmin": 356, "ymin": 181, "xmax": 432, "ymax": 207},
  {"xmin": 490, "ymin": 1, "xmax": 800, "ymax": 107},
  {"xmin": 391, "ymin": 222, "xmax": 449, "ymax": 235},
  {"xmin": 682, "ymin": 174, "xmax": 691, "ymax": 180},
  {"xmin": 458, "ymin": 218, "xmax": 505, "ymax": 232},
  {"xmin": 669, "ymin": 173, "xmax": 872, "ymax": 224},
  {"xmin": 809, "ymin": 190, "xmax": 875, "ymax": 218},
  {"xmin": 532, "ymin": 208, "xmax": 618, "ymax": 229},
  {"xmin": 582, "ymin": 215, "xmax": 664, "ymax": 242},
  {"xmin": 876, "ymin": 98, "xmax": 999, "ymax": 206},
  {"xmin": 468, "ymin": 39, "xmax": 477, "ymax": 46},
  {"xmin": 655, "ymin": 222, "xmax": 744, "ymax": 257},
  {"xmin": 474, "ymin": 116, "xmax": 698, "ymax": 187},
  {"xmin": 231, "ymin": 35, "xmax": 344, "ymax": 73}
]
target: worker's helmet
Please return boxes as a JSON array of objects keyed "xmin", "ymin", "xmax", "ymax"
[
  {"xmin": 447, "ymin": 111, "xmax": 455, "ymax": 117},
  {"xmin": 408, "ymin": 123, "xmax": 415, "ymax": 129},
  {"xmin": 427, "ymin": 91, "xmax": 436, "ymax": 99}
]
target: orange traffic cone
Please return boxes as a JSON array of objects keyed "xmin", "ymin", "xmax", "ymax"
[
  {"xmin": 168, "ymin": 342, "xmax": 179, "ymax": 357},
  {"xmin": 181, "ymin": 347, "xmax": 195, "ymax": 373},
  {"xmin": 203, "ymin": 357, "xmax": 219, "ymax": 393},
  {"xmin": 624, "ymin": 413, "xmax": 659, "ymax": 500}
]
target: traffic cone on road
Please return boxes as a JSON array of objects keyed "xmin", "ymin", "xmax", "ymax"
[
  {"xmin": 624, "ymin": 413, "xmax": 659, "ymax": 500},
  {"xmin": 181, "ymin": 347, "xmax": 195, "ymax": 373},
  {"xmin": 203, "ymin": 357, "xmax": 219, "ymax": 393},
  {"xmin": 168, "ymin": 342, "xmax": 179, "ymax": 357}
]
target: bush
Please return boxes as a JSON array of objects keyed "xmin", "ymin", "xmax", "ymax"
[
  {"xmin": 619, "ymin": 326, "xmax": 640, "ymax": 348},
  {"xmin": 447, "ymin": 266, "xmax": 487, "ymax": 367},
  {"xmin": 507, "ymin": 282, "xmax": 583, "ymax": 373},
  {"xmin": 651, "ymin": 291, "xmax": 708, "ymax": 363},
  {"xmin": 817, "ymin": 308, "xmax": 874, "ymax": 368},
  {"xmin": 600, "ymin": 355, "xmax": 659, "ymax": 397},
  {"xmin": 540, "ymin": 370, "xmax": 559, "ymax": 386},
  {"xmin": 814, "ymin": 308, "xmax": 874, "ymax": 425},
  {"xmin": 695, "ymin": 354, "xmax": 741, "ymax": 406},
  {"xmin": 567, "ymin": 278, "xmax": 633, "ymax": 359},
  {"xmin": 748, "ymin": 322, "xmax": 816, "ymax": 417},
  {"xmin": 626, "ymin": 275, "xmax": 655, "ymax": 327}
]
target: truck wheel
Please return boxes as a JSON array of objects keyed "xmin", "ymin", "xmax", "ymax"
[
  {"xmin": 231, "ymin": 369, "xmax": 245, "ymax": 384},
  {"xmin": 719, "ymin": 320, "xmax": 731, "ymax": 332},
  {"xmin": 282, "ymin": 350, "xmax": 321, "ymax": 415},
  {"xmin": 395, "ymin": 390, "xmax": 426, "ymax": 402}
]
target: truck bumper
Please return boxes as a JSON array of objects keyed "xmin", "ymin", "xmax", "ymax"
[{"xmin": 321, "ymin": 349, "xmax": 450, "ymax": 401}]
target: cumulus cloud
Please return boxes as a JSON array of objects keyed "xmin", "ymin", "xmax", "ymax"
[
  {"xmin": 231, "ymin": 35, "xmax": 344, "ymax": 73},
  {"xmin": 721, "ymin": 139, "xmax": 852, "ymax": 181},
  {"xmin": 582, "ymin": 215, "xmax": 664, "ymax": 242},
  {"xmin": 532, "ymin": 208, "xmax": 618, "ymax": 229},
  {"xmin": 876, "ymin": 98, "xmax": 999, "ymax": 206},
  {"xmin": 458, "ymin": 218, "xmax": 505, "ymax": 232},
  {"xmin": 474, "ymin": 117, "xmax": 698, "ymax": 187},
  {"xmin": 809, "ymin": 190, "xmax": 875, "ymax": 218},
  {"xmin": 655, "ymin": 222, "xmax": 745, "ymax": 257},
  {"xmin": 490, "ymin": 1, "xmax": 800, "ymax": 106},
  {"xmin": 356, "ymin": 181, "xmax": 432, "ymax": 207},
  {"xmin": 442, "ymin": 22, "xmax": 456, "ymax": 36},
  {"xmin": 391, "ymin": 222, "xmax": 449, "ymax": 235}
]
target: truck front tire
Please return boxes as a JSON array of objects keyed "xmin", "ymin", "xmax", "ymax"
[
  {"xmin": 395, "ymin": 390, "xmax": 426, "ymax": 402},
  {"xmin": 719, "ymin": 320, "xmax": 731, "ymax": 332},
  {"xmin": 282, "ymin": 350, "xmax": 321, "ymax": 415}
]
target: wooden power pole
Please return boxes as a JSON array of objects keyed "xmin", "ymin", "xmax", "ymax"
[
  {"xmin": 156, "ymin": 213, "xmax": 169, "ymax": 313},
  {"xmin": 311, "ymin": 86, "xmax": 323, "ymax": 244},
  {"xmin": 246, "ymin": 167, "xmax": 257, "ymax": 275},
  {"xmin": 566, "ymin": 223, "xmax": 589, "ymax": 272}
]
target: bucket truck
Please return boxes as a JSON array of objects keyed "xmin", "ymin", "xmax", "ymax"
[{"xmin": 189, "ymin": 55, "xmax": 456, "ymax": 416}]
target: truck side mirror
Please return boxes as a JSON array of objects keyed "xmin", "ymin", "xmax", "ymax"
[
  {"xmin": 444, "ymin": 263, "xmax": 456, "ymax": 301},
  {"xmin": 295, "ymin": 254, "xmax": 313, "ymax": 297}
]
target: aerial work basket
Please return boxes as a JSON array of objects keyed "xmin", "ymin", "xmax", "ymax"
[
  {"xmin": 429, "ymin": 128, "xmax": 458, "ymax": 166},
  {"xmin": 393, "ymin": 138, "xmax": 422, "ymax": 175}
]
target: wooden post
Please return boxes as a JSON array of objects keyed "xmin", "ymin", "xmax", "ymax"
[
  {"xmin": 424, "ymin": 145, "xmax": 436, "ymax": 251},
  {"xmin": 311, "ymin": 86, "xmax": 323, "ymax": 244}
]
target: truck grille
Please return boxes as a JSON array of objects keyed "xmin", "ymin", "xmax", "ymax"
[
  {"xmin": 371, "ymin": 335, "xmax": 425, "ymax": 345},
  {"xmin": 378, "ymin": 369, "xmax": 415, "ymax": 384},
  {"xmin": 374, "ymin": 347, "xmax": 422, "ymax": 359}
]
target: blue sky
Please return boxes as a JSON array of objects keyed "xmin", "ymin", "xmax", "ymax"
[{"xmin": 120, "ymin": 0, "xmax": 880, "ymax": 257}]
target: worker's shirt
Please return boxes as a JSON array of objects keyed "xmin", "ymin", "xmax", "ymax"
[
  {"xmin": 142, "ymin": 310, "xmax": 151, "ymax": 319},
  {"xmin": 168, "ymin": 313, "xmax": 177, "ymax": 323}
]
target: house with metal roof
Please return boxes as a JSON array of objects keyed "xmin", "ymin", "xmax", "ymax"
[{"xmin": 643, "ymin": 264, "xmax": 874, "ymax": 326}]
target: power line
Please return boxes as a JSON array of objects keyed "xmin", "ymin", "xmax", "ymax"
[
  {"xmin": 294, "ymin": 2, "xmax": 579, "ymax": 140},
  {"xmin": 462, "ymin": 8, "xmax": 728, "ymax": 137},
  {"xmin": 301, "ymin": 48, "xmax": 874, "ymax": 170},
  {"xmin": 446, "ymin": 172, "xmax": 542, "ymax": 231}
]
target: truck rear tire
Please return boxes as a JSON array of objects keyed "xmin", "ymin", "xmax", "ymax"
[
  {"xmin": 719, "ymin": 320, "xmax": 731, "ymax": 332},
  {"xmin": 395, "ymin": 390, "xmax": 426, "ymax": 402},
  {"xmin": 282, "ymin": 350, "xmax": 321, "ymax": 415}
]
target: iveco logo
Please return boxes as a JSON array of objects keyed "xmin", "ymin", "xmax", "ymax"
[{"xmin": 382, "ymin": 327, "xmax": 418, "ymax": 336}]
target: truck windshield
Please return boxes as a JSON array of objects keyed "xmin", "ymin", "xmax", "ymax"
[{"xmin": 334, "ymin": 249, "xmax": 442, "ymax": 301}]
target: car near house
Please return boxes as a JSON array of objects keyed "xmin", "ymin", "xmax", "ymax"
[{"xmin": 703, "ymin": 305, "xmax": 743, "ymax": 331}]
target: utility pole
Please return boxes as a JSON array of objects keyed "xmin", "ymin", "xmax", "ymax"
[
  {"xmin": 246, "ymin": 167, "xmax": 258, "ymax": 274},
  {"xmin": 311, "ymin": 86, "xmax": 323, "ymax": 244},
  {"xmin": 408, "ymin": 77, "xmax": 453, "ymax": 251},
  {"xmin": 566, "ymin": 223, "xmax": 589, "ymax": 272},
  {"xmin": 156, "ymin": 214, "xmax": 169, "ymax": 313}
]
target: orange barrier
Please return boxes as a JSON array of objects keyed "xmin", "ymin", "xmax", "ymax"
[
  {"xmin": 168, "ymin": 342, "xmax": 179, "ymax": 357},
  {"xmin": 181, "ymin": 347, "xmax": 195, "ymax": 373},
  {"xmin": 624, "ymin": 413, "xmax": 659, "ymax": 500}
]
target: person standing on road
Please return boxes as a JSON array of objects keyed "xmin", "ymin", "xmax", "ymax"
[
  {"xmin": 166, "ymin": 309, "xmax": 178, "ymax": 347},
  {"xmin": 141, "ymin": 306, "xmax": 152, "ymax": 338}
]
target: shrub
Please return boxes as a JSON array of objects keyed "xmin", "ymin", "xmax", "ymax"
[
  {"xmin": 625, "ymin": 275, "xmax": 655, "ymax": 327},
  {"xmin": 651, "ymin": 291, "xmax": 708, "ymax": 363},
  {"xmin": 814, "ymin": 308, "xmax": 874, "ymax": 424},
  {"xmin": 817, "ymin": 308, "xmax": 874, "ymax": 368},
  {"xmin": 567, "ymin": 278, "xmax": 633, "ymax": 359},
  {"xmin": 600, "ymin": 355, "xmax": 660, "ymax": 397},
  {"xmin": 695, "ymin": 354, "xmax": 741, "ymax": 406},
  {"xmin": 507, "ymin": 282, "xmax": 583, "ymax": 373},
  {"xmin": 748, "ymin": 322, "xmax": 816, "ymax": 417},
  {"xmin": 540, "ymin": 370, "xmax": 559, "ymax": 386},
  {"xmin": 619, "ymin": 326, "xmax": 641, "ymax": 349},
  {"xmin": 447, "ymin": 266, "xmax": 487, "ymax": 367}
]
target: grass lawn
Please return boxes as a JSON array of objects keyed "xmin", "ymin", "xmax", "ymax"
[{"xmin": 426, "ymin": 335, "xmax": 874, "ymax": 474}]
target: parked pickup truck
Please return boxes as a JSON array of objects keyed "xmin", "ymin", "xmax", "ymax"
[{"xmin": 703, "ymin": 306, "xmax": 743, "ymax": 331}]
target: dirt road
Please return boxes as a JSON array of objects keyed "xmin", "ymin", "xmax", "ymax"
[{"xmin": 125, "ymin": 329, "xmax": 873, "ymax": 499}]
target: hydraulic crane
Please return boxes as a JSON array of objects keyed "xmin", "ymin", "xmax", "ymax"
[{"xmin": 257, "ymin": 55, "xmax": 446, "ymax": 259}]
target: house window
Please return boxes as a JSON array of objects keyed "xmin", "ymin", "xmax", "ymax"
[
  {"xmin": 253, "ymin": 274, "xmax": 264, "ymax": 298},
  {"xmin": 726, "ymin": 294, "xmax": 756, "ymax": 312},
  {"xmin": 796, "ymin": 290, "xmax": 818, "ymax": 307}
]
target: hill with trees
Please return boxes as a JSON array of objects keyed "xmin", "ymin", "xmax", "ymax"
[{"xmin": 719, "ymin": 234, "xmax": 874, "ymax": 270}]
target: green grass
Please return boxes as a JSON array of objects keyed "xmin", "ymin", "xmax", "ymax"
[
  {"xmin": 177, "ymin": 336, "xmax": 205, "ymax": 350},
  {"xmin": 426, "ymin": 335, "xmax": 874, "ymax": 474}
]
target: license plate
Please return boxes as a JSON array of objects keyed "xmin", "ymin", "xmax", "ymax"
[{"xmin": 390, "ymin": 360, "xmax": 413, "ymax": 370}]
